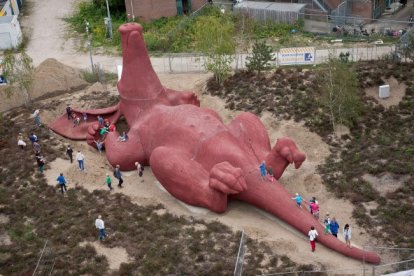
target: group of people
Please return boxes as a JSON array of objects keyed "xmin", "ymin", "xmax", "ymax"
[
  {"xmin": 17, "ymin": 131, "xmax": 46, "ymax": 173},
  {"xmin": 308, "ymin": 219, "xmax": 352, "ymax": 252},
  {"xmin": 66, "ymin": 104, "xmax": 88, "ymax": 128},
  {"xmin": 291, "ymin": 192, "xmax": 352, "ymax": 251},
  {"xmin": 104, "ymin": 162, "xmax": 144, "ymax": 191}
]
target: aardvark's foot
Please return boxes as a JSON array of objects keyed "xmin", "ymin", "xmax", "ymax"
[
  {"xmin": 265, "ymin": 137, "xmax": 306, "ymax": 179},
  {"xmin": 209, "ymin": 162, "xmax": 247, "ymax": 195}
]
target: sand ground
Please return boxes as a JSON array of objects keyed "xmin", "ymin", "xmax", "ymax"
[{"xmin": 41, "ymin": 74, "xmax": 392, "ymax": 272}]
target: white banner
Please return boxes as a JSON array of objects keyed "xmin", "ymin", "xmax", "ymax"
[{"xmin": 278, "ymin": 47, "xmax": 315, "ymax": 65}]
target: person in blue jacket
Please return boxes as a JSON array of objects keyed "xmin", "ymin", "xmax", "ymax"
[
  {"xmin": 292, "ymin": 193, "xmax": 303, "ymax": 208},
  {"xmin": 330, "ymin": 217, "xmax": 340, "ymax": 238},
  {"xmin": 57, "ymin": 173, "xmax": 67, "ymax": 195}
]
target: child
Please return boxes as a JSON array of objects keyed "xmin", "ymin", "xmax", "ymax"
[
  {"xmin": 292, "ymin": 193, "xmax": 303, "ymax": 208},
  {"xmin": 105, "ymin": 174, "xmax": 113, "ymax": 191},
  {"xmin": 343, "ymin": 224, "xmax": 352, "ymax": 248},
  {"xmin": 100, "ymin": 127, "xmax": 109, "ymax": 137},
  {"xmin": 323, "ymin": 213, "xmax": 331, "ymax": 234},
  {"xmin": 66, "ymin": 105, "xmax": 73, "ymax": 120},
  {"xmin": 266, "ymin": 167, "xmax": 275, "ymax": 182},
  {"xmin": 97, "ymin": 116, "xmax": 104, "ymax": 126},
  {"xmin": 94, "ymin": 140, "xmax": 104, "ymax": 153},
  {"xmin": 135, "ymin": 162, "xmax": 144, "ymax": 182},
  {"xmin": 259, "ymin": 161, "xmax": 266, "ymax": 180},
  {"xmin": 119, "ymin": 131, "xmax": 128, "ymax": 142},
  {"xmin": 33, "ymin": 110, "xmax": 42, "ymax": 127},
  {"xmin": 73, "ymin": 115, "xmax": 81, "ymax": 127},
  {"xmin": 109, "ymin": 123, "xmax": 116, "ymax": 132}
]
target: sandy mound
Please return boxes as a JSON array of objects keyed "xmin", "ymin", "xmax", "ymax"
[
  {"xmin": 86, "ymin": 82, "xmax": 106, "ymax": 94},
  {"xmin": 30, "ymin": 58, "xmax": 88, "ymax": 99},
  {"xmin": 365, "ymin": 77, "xmax": 406, "ymax": 109}
]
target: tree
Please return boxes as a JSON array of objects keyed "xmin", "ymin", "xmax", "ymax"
[
  {"xmin": 246, "ymin": 40, "xmax": 275, "ymax": 75},
  {"xmin": 318, "ymin": 57, "xmax": 363, "ymax": 133},
  {"xmin": 194, "ymin": 14, "xmax": 235, "ymax": 84},
  {"xmin": 2, "ymin": 50, "xmax": 34, "ymax": 106}
]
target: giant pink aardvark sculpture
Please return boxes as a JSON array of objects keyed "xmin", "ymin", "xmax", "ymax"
[{"xmin": 50, "ymin": 23, "xmax": 380, "ymax": 264}]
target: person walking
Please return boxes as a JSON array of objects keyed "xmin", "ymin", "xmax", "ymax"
[
  {"xmin": 66, "ymin": 145, "xmax": 73, "ymax": 163},
  {"xmin": 308, "ymin": 226, "xmax": 319, "ymax": 252},
  {"xmin": 36, "ymin": 155, "xmax": 45, "ymax": 173},
  {"xmin": 95, "ymin": 215, "xmax": 107, "ymax": 241},
  {"xmin": 343, "ymin": 224, "xmax": 352, "ymax": 248},
  {"xmin": 82, "ymin": 112, "xmax": 88, "ymax": 123},
  {"xmin": 292, "ymin": 193, "xmax": 303, "ymax": 208},
  {"xmin": 33, "ymin": 141, "xmax": 41, "ymax": 154},
  {"xmin": 310, "ymin": 200, "xmax": 320, "ymax": 219},
  {"xmin": 17, "ymin": 133, "xmax": 27, "ymax": 149},
  {"xmin": 29, "ymin": 133, "xmax": 38, "ymax": 144},
  {"xmin": 323, "ymin": 213, "xmax": 331, "ymax": 234},
  {"xmin": 105, "ymin": 174, "xmax": 113, "ymax": 191},
  {"xmin": 304, "ymin": 199, "xmax": 319, "ymax": 219},
  {"xmin": 330, "ymin": 217, "xmax": 339, "ymax": 238},
  {"xmin": 135, "ymin": 162, "xmax": 144, "ymax": 182},
  {"xmin": 94, "ymin": 140, "xmax": 104, "ymax": 153},
  {"xmin": 76, "ymin": 150, "xmax": 85, "ymax": 171},
  {"xmin": 33, "ymin": 110, "xmax": 42, "ymax": 127},
  {"xmin": 56, "ymin": 173, "xmax": 67, "ymax": 194},
  {"xmin": 114, "ymin": 165, "xmax": 123, "ymax": 187}
]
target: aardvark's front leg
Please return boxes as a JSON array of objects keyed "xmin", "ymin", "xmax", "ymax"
[{"xmin": 149, "ymin": 146, "xmax": 247, "ymax": 213}]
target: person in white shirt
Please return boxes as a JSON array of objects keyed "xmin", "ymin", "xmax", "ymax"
[
  {"xmin": 95, "ymin": 215, "xmax": 106, "ymax": 241},
  {"xmin": 76, "ymin": 151, "xmax": 85, "ymax": 171},
  {"xmin": 17, "ymin": 133, "xmax": 26, "ymax": 149},
  {"xmin": 343, "ymin": 224, "xmax": 352, "ymax": 248},
  {"xmin": 308, "ymin": 226, "xmax": 319, "ymax": 252}
]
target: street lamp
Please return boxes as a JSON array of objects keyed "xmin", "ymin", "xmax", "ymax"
[
  {"xmin": 85, "ymin": 21, "xmax": 95, "ymax": 73},
  {"xmin": 104, "ymin": 0, "xmax": 113, "ymax": 40}
]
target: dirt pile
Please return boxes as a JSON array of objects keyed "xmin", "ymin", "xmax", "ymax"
[
  {"xmin": 0, "ymin": 58, "xmax": 89, "ymax": 112},
  {"xmin": 30, "ymin": 58, "xmax": 88, "ymax": 99}
]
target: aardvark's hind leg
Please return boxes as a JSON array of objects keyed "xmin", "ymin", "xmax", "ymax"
[
  {"xmin": 150, "ymin": 147, "xmax": 247, "ymax": 213},
  {"xmin": 228, "ymin": 112, "xmax": 272, "ymax": 161}
]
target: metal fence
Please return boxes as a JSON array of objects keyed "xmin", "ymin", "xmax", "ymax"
[
  {"xmin": 234, "ymin": 230, "xmax": 246, "ymax": 276},
  {"xmin": 258, "ymin": 247, "xmax": 414, "ymax": 276},
  {"xmin": 32, "ymin": 240, "xmax": 55, "ymax": 276},
  {"xmin": 259, "ymin": 259, "xmax": 414, "ymax": 276},
  {"xmin": 150, "ymin": 44, "xmax": 394, "ymax": 73}
]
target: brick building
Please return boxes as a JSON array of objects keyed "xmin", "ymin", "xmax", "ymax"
[{"xmin": 125, "ymin": 0, "xmax": 207, "ymax": 21}]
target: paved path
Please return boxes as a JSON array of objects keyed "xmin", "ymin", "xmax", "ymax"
[{"xmin": 21, "ymin": 0, "xmax": 396, "ymax": 74}]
